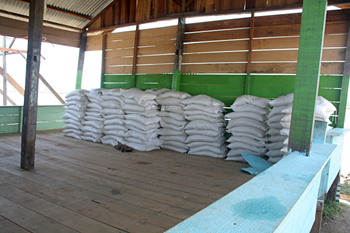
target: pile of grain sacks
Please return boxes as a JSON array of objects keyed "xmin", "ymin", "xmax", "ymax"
[
  {"xmin": 266, "ymin": 93, "xmax": 336, "ymax": 163},
  {"xmin": 81, "ymin": 89, "xmax": 104, "ymax": 143},
  {"xmin": 182, "ymin": 95, "xmax": 227, "ymax": 158},
  {"xmin": 225, "ymin": 95, "xmax": 269, "ymax": 161},
  {"xmin": 100, "ymin": 88, "xmax": 125, "ymax": 147},
  {"xmin": 62, "ymin": 89, "xmax": 87, "ymax": 140},
  {"xmin": 156, "ymin": 90, "xmax": 191, "ymax": 153},
  {"xmin": 121, "ymin": 88, "xmax": 162, "ymax": 151}
]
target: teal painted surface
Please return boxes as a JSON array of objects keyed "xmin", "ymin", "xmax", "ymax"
[
  {"xmin": 166, "ymin": 141, "xmax": 341, "ymax": 233},
  {"xmin": 288, "ymin": 0, "xmax": 327, "ymax": 154},
  {"xmin": 0, "ymin": 105, "xmax": 64, "ymax": 134},
  {"xmin": 75, "ymin": 70, "xmax": 83, "ymax": 89}
]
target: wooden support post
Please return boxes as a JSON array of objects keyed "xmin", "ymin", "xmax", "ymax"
[
  {"xmin": 310, "ymin": 200, "xmax": 324, "ymax": 233},
  {"xmin": 2, "ymin": 36, "xmax": 7, "ymax": 105},
  {"xmin": 245, "ymin": 12, "xmax": 255, "ymax": 95},
  {"xmin": 288, "ymin": 0, "xmax": 327, "ymax": 155},
  {"xmin": 131, "ymin": 24, "xmax": 140, "ymax": 87},
  {"xmin": 101, "ymin": 34, "xmax": 107, "ymax": 88},
  {"xmin": 172, "ymin": 17, "xmax": 185, "ymax": 91},
  {"xmin": 21, "ymin": 0, "xmax": 45, "ymax": 170},
  {"xmin": 76, "ymin": 32, "xmax": 87, "ymax": 89},
  {"xmin": 337, "ymin": 26, "xmax": 350, "ymax": 128},
  {"xmin": 326, "ymin": 173, "xmax": 340, "ymax": 201}
]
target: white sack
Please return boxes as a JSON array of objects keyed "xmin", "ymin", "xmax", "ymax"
[
  {"xmin": 232, "ymin": 95, "xmax": 269, "ymax": 108},
  {"xmin": 181, "ymin": 95, "xmax": 225, "ymax": 107}
]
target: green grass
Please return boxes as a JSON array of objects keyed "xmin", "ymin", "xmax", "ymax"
[
  {"xmin": 340, "ymin": 182, "xmax": 350, "ymax": 195},
  {"xmin": 322, "ymin": 200, "xmax": 346, "ymax": 221}
]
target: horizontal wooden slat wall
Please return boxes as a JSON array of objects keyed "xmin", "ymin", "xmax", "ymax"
[
  {"xmin": 137, "ymin": 26, "xmax": 177, "ymax": 74},
  {"xmin": 105, "ymin": 31, "xmax": 136, "ymax": 74}
]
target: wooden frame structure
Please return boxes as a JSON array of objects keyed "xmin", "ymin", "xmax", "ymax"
[{"xmin": 1, "ymin": 0, "xmax": 350, "ymax": 231}]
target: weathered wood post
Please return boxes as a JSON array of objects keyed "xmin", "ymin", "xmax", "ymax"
[
  {"xmin": 21, "ymin": 0, "xmax": 45, "ymax": 170},
  {"xmin": 76, "ymin": 31, "xmax": 87, "ymax": 89},
  {"xmin": 172, "ymin": 17, "xmax": 185, "ymax": 91}
]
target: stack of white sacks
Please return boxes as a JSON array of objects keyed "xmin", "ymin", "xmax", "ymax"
[
  {"xmin": 62, "ymin": 89, "xmax": 87, "ymax": 140},
  {"xmin": 121, "ymin": 88, "xmax": 162, "ymax": 151},
  {"xmin": 266, "ymin": 93, "xmax": 336, "ymax": 163},
  {"xmin": 100, "ymin": 88, "xmax": 126, "ymax": 147},
  {"xmin": 156, "ymin": 90, "xmax": 192, "ymax": 153},
  {"xmin": 182, "ymin": 95, "xmax": 227, "ymax": 158},
  {"xmin": 81, "ymin": 89, "xmax": 105, "ymax": 143},
  {"xmin": 225, "ymin": 95, "xmax": 269, "ymax": 162}
]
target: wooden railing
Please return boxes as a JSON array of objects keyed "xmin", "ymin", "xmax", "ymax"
[{"xmin": 0, "ymin": 105, "xmax": 65, "ymax": 134}]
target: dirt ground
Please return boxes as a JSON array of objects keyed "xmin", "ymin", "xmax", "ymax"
[{"xmin": 320, "ymin": 200, "xmax": 350, "ymax": 233}]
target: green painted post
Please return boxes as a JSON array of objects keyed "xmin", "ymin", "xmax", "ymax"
[
  {"xmin": 172, "ymin": 70, "xmax": 181, "ymax": 91},
  {"xmin": 75, "ymin": 32, "xmax": 87, "ymax": 89},
  {"xmin": 337, "ymin": 26, "xmax": 350, "ymax": 128},
  {"xmin": 245, "ymin": 72, "xmax": 251, "ymax": 95},
  {"xmin": 288, "ymin": 0, "xmax": 327, "ymax": 155},
  {"xmin": 131, "ymin": 73, "xmax": 137, "ymax": 88}
]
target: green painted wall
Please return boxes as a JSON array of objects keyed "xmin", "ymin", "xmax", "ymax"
[
  {"xmin": 0, "ymin": 105, "xmax": 65, "ymax": 134},
  {"xmin": 102, "ymin": 74, "xmax": 342, "ymax": 117}
]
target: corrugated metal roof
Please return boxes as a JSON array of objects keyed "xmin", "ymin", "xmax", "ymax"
[{"xmin": 0, "ymin": 0, "xmax": 114, "ymax": 29}]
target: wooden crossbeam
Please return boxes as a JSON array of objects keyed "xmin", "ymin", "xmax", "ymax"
[
  {"xmin": 0, "ymin": 47, "xmax": 27, "ymax": 54},
  {"xmin": 0, "ymin": 66, "xmax": 25, "ymax": 96},
  {"xmin": 0, "ymin": 88, "xmax": 16, "ymax": 105},
  {"xmin": 14, "ymin": 0, "xmax": 92, "ymax": 20}
]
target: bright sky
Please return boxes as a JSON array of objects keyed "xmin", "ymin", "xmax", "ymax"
[{"xmin": 0, "ymin": 37, "xmax": 101, "ymax": 106}]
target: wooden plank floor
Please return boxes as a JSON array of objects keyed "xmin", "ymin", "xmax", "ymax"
[{"xmin": 0, "ymin": 129, "xmax": 252, "ymax": 233}]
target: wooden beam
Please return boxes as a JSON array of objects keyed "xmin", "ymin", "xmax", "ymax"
[
  {"xmin": 101, "ymin": 34, "xmax": 107, "ymax": 88},
  {"xmin": 14, "ymin": 0, "xmax": 92, "ymax": 20},
  {"xmin": 84, "ymin": 0, "xmax": 118, "ymax": 30},
  {"xmin": 288, "ymin": 0, "xmax": 328, "ymax": 155},
  {"xmin": 0, "ymin": 9, "xmax": 82, "ymax": 32},
  {"xmin": 2, "ymin": 36, "xmax": 7, "ymax": 106},
  {"xmin": 132, "ymin": 25, "xmax": 140, "ymax": 74},
  {"xmin": 0, "ymin": 47, "xmax": 27, "ymax": 54},
  {"xmin": 132, "ymin": 24, "xmax": 140, "ymax": 87},
  {"xmin": 245, "ymin": 12, "xmax": 255, "ymax": 95},
  {"xmin": 0, "ymin": 88, "xmax": 16, "ymax": 105},
  {"xmin": 76, "ymin": 32, "xmax": 87, "ymax": 90},
  {"xmin": 0, "ymin": 66, "xmax": 25, "ymax": 96},
  {"xmin": 172, "ymin": 17, "xmax": 185, "ymax": 91},
  {"xmin": 337, "ymin": 25, "xmax": 350, "ymax": 128},
  {"xmin": 21, "ymin": 0, "xmax": 45, "ymax": 170}
]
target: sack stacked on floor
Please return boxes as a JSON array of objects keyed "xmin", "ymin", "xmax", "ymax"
[
  {"xmin": 100, "ymin": 88, "xmax": 126, "ymax": 147},
  {"xmin": 225, "ymin": 95, "xmax": 269, "ymax": 162},
  {"xmin": 81, "ymin": 89, "xmax": 104, "ymax": 143},
  {"xmin": 121, "ymin": 88, "xmax": 162, "ymax": 151},
  {"xmin": 266, "ymin": 93, "xmax": 336, "ymax": 163},
  {"xmin": 182, "ymin": 95, "xmax": 227, "ymax": 158},
  {"xmin": 156, "ymin": 90, "xmax": 191, "ymax": 153},
  {"xmin": 62, "ymin": 89, "xmax": 87, "ymax": 140}
]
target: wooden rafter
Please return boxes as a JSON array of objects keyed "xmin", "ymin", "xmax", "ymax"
[
  {"xmin": 0, "ymin": 66, "xmax": 25, "ymax": 96},
  {"xmin": 0, "ymin": 47, "xmax": 27, "ymax": 54},
  {"xmin": 14, "ymin": 0, "xmax": 92, "ymax": 20},
  {"xmin": 84, "ymin": 0, "xmax": 119, "ymax": 30}
]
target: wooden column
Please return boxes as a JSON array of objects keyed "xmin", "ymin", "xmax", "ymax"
[
  {"xmin": 2, "ymin": 36, "xmax": 7, "ymax": 105},
  {"xmin": 245, "ymin": 12, "xmax": 255, "ymax": 95},
  {"xmin": 21, "ymin": 0, "xmax": 45, "ymax": 170},
  {"xmin": 337, "ymin": 25, "xmax": 350, "ymax": 128},
  {"xmin": 75, "ymin": 32, "xmax": 87, "ymax": 89},
  {"xmin": 172, "ymin": 17, "xmax": 185, "ymax": 91},
  {"xmin": 131, "ymin": 24, "xmax": 140, "ymax": 87},
  {"xmin": 101, "ymin": 34, "xmax": 107, "ymax": 88},
  {"xmin": 288, "ymin": 0, "xmax": 327, "ymax": 155}
]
